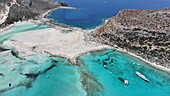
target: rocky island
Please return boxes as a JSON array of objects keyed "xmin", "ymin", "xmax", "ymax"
[{"xmin": 93, "ymin": 8, "xmax": 170, "ymax": 69}]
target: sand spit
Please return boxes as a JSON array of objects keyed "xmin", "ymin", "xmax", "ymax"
[
  {"xmin": 2, "ymin": 22, "xmax": 170, "ymax": 74},
  {"xmin": 0, "ymin": 6, "xmax": 170, "ymax": 94},
  {"xmin": 2, "ymin": 24, "xmax": 104, "ymax": 59}
]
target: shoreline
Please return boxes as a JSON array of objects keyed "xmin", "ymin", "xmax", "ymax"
[
  {"xmin": 0, "ymin": 6, "xmax": 78, "ymax": 33},
  {"xmin": 0, "ymin": 6, "xmax": 169, "ymax": 74},
  {"xmin": 0, "ymin": 23, "xmax": 15, "ymax": 33},
  {"xmin": 0, "ymin": 7, "xmax": 170, "ymax": 95},
  {"xmin": 73, "ymin": 46, "xmax": 170, "ymax": 74},
  {"xmin": 114, "ymin": 47, "xmax": 170, "ymax": 73},
  {"xmin": 38, "ymin": 6, "xmax": 84, "ymax": 31},
  {"xmin": 39, "ymin": 6, "xmax": 77, "ymax": 23}
]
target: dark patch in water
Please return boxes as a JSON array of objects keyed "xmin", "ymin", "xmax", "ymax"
[
  {"xmin": 156, "ymin": 81, "xmax": 163, "ymax": 86},
  {"xmin": 80, "ymin": 71, "xmax": 104, "ymax": 96},
  {"xmin": 0, "ymin": 73, "xmax": 4, "ymax": 78},
  {"xmin": 118, "ymin": 77, "xmax": 125, "ymax": 83},
  {"xmin": 20, "ymin": 72, "xmax": 39, "ymax": 79},
  {"xmin": 42, "ymin": 64, "xmax": 56, "ymax": 74},
  {"xmin": 0, "ymin": 47, "xmax": 9, "ymax": 52},
  {"xmin": 9, "ymin": 83, "xmax": 11, "ymax": 87},
  {"xmin": 51, "ymin": 59, "xmax": 58, "ymax": 64},
  {"xmin": 11, "ymin": 50, "xmax": 25, "ymax": 60},
  {"xmin": 0, "ymin": 83, "xmax": 26, "ymax": 94}
]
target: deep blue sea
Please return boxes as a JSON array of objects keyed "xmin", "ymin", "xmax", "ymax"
[{"xmin": 48, "ymin": 0, "xmax": 170, "ymax": 29}]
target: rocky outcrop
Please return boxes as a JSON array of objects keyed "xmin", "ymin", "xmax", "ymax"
[
  {"xmin": 0, "ymin": 0, "xmax": 10, "ymax": 24},
  {"xmin": 93, "ymin": 8, "xmax": 170, "ymax": 68},
  {"xmin": 0, "ymin": 0, "xmax": 68, "ymax": 28}
]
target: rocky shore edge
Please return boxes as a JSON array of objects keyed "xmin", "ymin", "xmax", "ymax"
[
  {"xmin": 1, "ymin": 6, "xmax": 170, "ymax": 74},
  {"xmin": 0, "ymin": 4, "xmax": 170, "ymax": 94},
  {"xmin": 93, "ymin": 8, "xmax": 170, "ymax": 71},
  {"xmin": 0, "ymin": 0, "xmax": 68, "ymax": 29}
]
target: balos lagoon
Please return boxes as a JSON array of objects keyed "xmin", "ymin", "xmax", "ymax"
[{"xmin": 0, "ymin": 0, "xmax": 170, "ymax": 96}]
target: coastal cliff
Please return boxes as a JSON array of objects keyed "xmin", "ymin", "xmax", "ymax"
[
  {"xmin": 93, "ymin": 8, "xmax": 170, "ymax": 69},
  {"xmin": 0, "ymin": 0, "xmax": 67, "ymax": 27}
]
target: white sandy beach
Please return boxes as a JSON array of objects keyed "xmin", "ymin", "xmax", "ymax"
[
  {"xmin": 0, "ymin": 21, "xmax": 109, "ymax": 91},
  {"xmin": 2, "ymin": 21, "xmax": 170, "ymax": 74},
  {"xmin": 0, "ymin": 6, "xmax": 170, "ymax": 94},
  {"xmin": 2, "ymin": 24, "xmax": 106, "ymax": 59}
]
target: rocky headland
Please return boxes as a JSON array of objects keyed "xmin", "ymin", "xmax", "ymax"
[
  {"xmin": 0, "ymin": 0, "xmax": 67, "ymax": 28},
  {"xmin": 93, "ymin": 8, "xmax": 170, "ymax": 69}
]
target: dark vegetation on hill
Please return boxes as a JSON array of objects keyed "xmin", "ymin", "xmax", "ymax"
[
  {"xmin": 93, "ymin": 8, "xmax": 170, "ymax": 68},
  {"xmin": 0, "ymin": 0, "xmax": 67, "ymax": 27}
]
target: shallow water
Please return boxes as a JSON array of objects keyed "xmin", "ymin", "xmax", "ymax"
[
  {"xmin": 1, "ymin": 48, "xmax": 170, "ymax": 96},
  {"xmin": 0, "ymin": 22, "xmax": 50, "ymax": 43},
  {"xmin": 1, "ymin": 10, "xmax": 170, "ymax": 95},
  {"xmin": 50, "ymin": 0, "xmax": 170, "ymax": 29},
  {"xmin": 0, "ymin": 56, "xmax": 86, "ymax": 96},
  {"xmin": 78, "ymin": 49, "xmax": 170, "ymax": 96}
]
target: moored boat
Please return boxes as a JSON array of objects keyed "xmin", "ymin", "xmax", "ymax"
[
  {"xmin": 118, "ymin": 77, "xmax": 128, "ymax": 85},
  {"xmin": 136, "ymin": 71, "xmax": 149, "ymax": 82}
]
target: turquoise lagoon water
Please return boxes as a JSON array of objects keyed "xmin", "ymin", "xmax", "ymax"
[
  {"xmin": 78, "ymin": 49, "xmax": 170, "ymax": 96},
  {"xmin": 1, "ymin": 49, "xmax": 170, "ymax": 96},
  {"xmin": 0, "ymin": 55, "xmax": 86, "ymax": 96},
  {"xmin": 0, "ymin": 22, "xmax": 50, "ymax": 43},
  {"xmin": 49, "ymin": 0, "xmax": 170, "ymax": 29},
  {"xmin": 0, "ymin": 1, "xmax": 170, "ymax": 95}
]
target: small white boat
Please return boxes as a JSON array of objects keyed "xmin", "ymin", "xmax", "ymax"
[
  {"xmin": 124, "ymin": 80, "xmax": 128, "ymax": 85},
  {"xmin": 118, "ymin": 77, "xmax": 128, "ymax": 86},
  {"xmin": 103, "ymin": 65, "xmax": 107, "ymax": 68},
  {"xmin": 136, "ymin": 71, "xmax": 149, "ymax": 82}
]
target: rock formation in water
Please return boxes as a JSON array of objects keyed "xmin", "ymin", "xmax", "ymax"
[
  {"xmin": 93, "ymin": 8, "xmax": 170, "ymax": 68},
  {"xmin": 0, "ymin": 0, "xmax": 67, "ymax": 27}
]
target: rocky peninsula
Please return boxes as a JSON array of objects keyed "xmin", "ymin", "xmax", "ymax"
[
  {"xmin": 93, "ymin": 8, "xmax": 170, "ymax": 69},
  {"xmin": 0, "ymin": 0, "xmax": 67, "ymax": 28}
]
